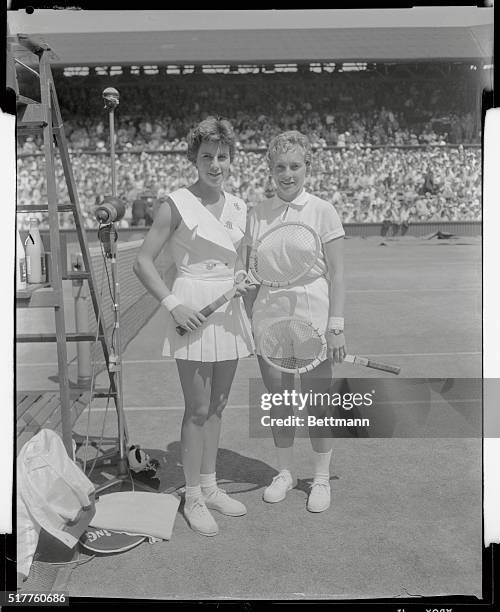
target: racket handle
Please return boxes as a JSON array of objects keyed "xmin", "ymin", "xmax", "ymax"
[
  {"xmin": 198, "ymin": 295, "xmax": 231, "ymax": 318},
  {"xmin": 175, "ymin": 290, "xmax": 236, "ymax": 336},
  {"xmin": 346, "ymin": 355, "xmax": 401, "ymax": 375}
]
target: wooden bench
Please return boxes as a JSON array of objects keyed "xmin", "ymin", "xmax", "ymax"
[{"xmin": 16, "ymin": 389, "xmax": 91, "ymax": 455}]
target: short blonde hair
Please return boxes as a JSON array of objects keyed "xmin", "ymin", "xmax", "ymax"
[
  {"xmin": 186, "ymin": 116, "xmax": 236, "ymax": 163},
  {"xmin": 266, "ymin": 131, "xmax": 312, "ymax": 169}
]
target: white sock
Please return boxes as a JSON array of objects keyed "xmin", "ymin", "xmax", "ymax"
[
  {"xmin": 276, "ymin": 446, "xmax": 294, "ymax": 475},
  {"xmin": 200, "ymin": 472, "xmax": 217, "ymax": 495},
  {"xmin": 185, "ymin": 484, "xmax": 202, "ymax": 506},
  {"xmin": 312, "ymin": 449, "xmax": 332, "ymax": 484}
]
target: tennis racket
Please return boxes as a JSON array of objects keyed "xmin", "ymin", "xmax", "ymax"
[
  {"xmin": 248, "ymin": 221, "xmax": 321, "ymax": 287},
  {"xmin": 258, "ymin": 317, "xmax": 401, "ymax": 375},
  {"xmin": 176, "ymin": 222, "xmax": 322, "ymax": 336}
]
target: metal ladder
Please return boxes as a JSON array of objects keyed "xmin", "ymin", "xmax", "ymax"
[{"xmin": 13, "ymin": 34, "xmax": 124, "ymax": 462}]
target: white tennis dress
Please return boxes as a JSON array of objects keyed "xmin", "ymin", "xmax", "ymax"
[
  {"xmin": 162, "ymin": 188, "xmax": 254, "ymax": 362},
  {"xmin": 246, "ymin": 189, "xmax": 345, "ymax": 350}
]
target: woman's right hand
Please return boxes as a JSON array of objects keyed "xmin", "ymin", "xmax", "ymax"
[
  {"xmin": 233, "ymin": 281, "xmax": 258, "ymax": 298},
  {"xmin": 170, "ymin": 304, "xmax": 207, "ymax": 332}
]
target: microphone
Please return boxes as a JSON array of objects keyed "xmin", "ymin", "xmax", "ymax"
[
  {"xmin": 97, "ymin": 223, "xmax": 118, "ymax": 257},
  {"xmin": 102, "ymin": 87, "xmax": 120, "ymax": 110},
  {"xmin": 95, "ymin": 196, "xmax": 126, "ymax": 223}
]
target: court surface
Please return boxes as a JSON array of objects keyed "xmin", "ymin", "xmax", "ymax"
[{"xmin": 16, "ymin": 236, "xmax": 483, "ymax": 600}]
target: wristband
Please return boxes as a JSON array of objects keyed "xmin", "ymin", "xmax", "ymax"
[
  {"xmin": 161, "ymin": 294, "xmax": 181, "ymax": 312},
  {"xmin": 328, "ymin": 316, "xmax": 344, "ymax": 331}
]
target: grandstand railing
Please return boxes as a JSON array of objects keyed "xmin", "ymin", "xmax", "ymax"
[
  {"xmin": 343, "ymin": 220, "xmax": 481, "ymax": 238},
  {"xmin": 38, "ymin": 221, "xmax": 481, "ymax": 249},
  {"xmin": 17, "ymin": 143, "xmax": 482, "ymax": 158}
]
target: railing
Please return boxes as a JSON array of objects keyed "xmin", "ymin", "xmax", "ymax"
[
  {"xmin": 343, "ymin": 220, "xmax": 481, "ymax": 238},
  {"xmin": 17, "ymin": 143, "xmax": 482, "ymax": 159},
  {"xmin": 36, "ymin": 221, "xmax": 481, "ymax": 248}
]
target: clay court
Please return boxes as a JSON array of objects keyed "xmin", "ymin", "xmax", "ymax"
[{"xmin": 16, "ymin": 236, "xmax": 483, "ymax": 600}]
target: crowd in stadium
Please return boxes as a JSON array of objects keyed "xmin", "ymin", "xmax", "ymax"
[
  {"xmin": 17, "ymin": 145, "xmax": 481, "ymax": 229},
  {"xmin": 17, "ymin": 71, "xmax": 481, "ymax": 228},
  {"xmin": 20, "ymin": 71, "xmax": 480, "ymax": 152}
]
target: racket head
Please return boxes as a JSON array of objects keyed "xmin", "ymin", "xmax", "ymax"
[
  {"xmin": 249, "ymin": 222, "xmax": 321, "ymax": 287},
  {"xmin": 258, "ymin": 317, "xmax": 327, "ymax": 374},
  {"xmin": 80, "ymin": 528, "xmax": 146, "ymax": 554}
]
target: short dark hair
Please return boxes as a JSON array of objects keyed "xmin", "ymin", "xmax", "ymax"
[{"xmin": 186, "ymin": 116, "xmax": 236, "ymax": 163}]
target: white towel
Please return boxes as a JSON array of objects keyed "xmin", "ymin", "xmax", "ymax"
[{"xmin": 90, "ymin": 492, "xmax": 180, "ymax": 540}]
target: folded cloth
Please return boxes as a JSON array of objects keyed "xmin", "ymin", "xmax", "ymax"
[{"xmin": 89, "ymin": 492, "xmax": 180, "ymax": 540}]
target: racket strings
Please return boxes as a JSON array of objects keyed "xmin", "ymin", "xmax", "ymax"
[
  {"xmin": 252, "ymin": 224, "xmax": 319, "ymax": 284},
  {"xmin": 269, "ymin": 355, "xmax": 317, "ymax": 370},
  {"xmin": 260, "ymin": 319, "xmax": 325, "ymax": 371}
]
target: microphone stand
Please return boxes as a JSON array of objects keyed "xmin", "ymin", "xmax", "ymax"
[{"xmin": 92, "ymin": 88, "xmax": 130, "ymax": 493}]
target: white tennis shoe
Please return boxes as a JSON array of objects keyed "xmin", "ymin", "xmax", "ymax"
[
  {"xmin": 184, "ymin": 498, "xmax": 219, "ymax": 536},
  {"xmin": 203, "ymin": 488, "xmax": 247, "ymax": 516},
  {"xmin": 307, "ymin": 480, "xmax": 331, "ymax": 513},
  {"xmin": 263, "ymin": 470, "xmax": 295, "ymax": 503}
]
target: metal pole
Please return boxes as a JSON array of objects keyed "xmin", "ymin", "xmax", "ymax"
[
  {"xmin": 14, "ymin": 58, "xmax": 41, "ymax": 79},
  {"xmin": 108, "ymin": 234, "xmax": 128, "ymax": 476},
  {"xmin": 102, "ymin": 87, "xmax": 119, "ymax": 198},
  {"xmin": 109, "ymin": 107, "xmax": 116, "ymax": 197}
]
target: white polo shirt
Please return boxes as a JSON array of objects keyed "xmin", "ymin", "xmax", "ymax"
[
  {"xmin": 246, "ymin": 190, "xmax": 345, "ymax": 340},
  {"xmin": 245, "ymin": 189, "xmax": 345, "ymax": 280}
]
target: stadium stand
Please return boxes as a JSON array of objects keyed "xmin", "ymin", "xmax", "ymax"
[{"xmin": 16, "ymin": 68, "xmax": 482, "ymax": 228}]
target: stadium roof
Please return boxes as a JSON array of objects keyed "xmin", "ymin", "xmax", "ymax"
[{"xmin": 7, "ymin": 8, "xmax": 494, "ymax": 67}]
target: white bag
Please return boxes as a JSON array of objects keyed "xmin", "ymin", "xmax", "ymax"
[{"xmin": 17, "ymin": 429, "xmax": 96, "ymax": 577}]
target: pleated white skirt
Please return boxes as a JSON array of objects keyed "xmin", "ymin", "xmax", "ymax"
[{"xmin": 162, "ymin": 274, "xmax": 255, "ymax": 362}]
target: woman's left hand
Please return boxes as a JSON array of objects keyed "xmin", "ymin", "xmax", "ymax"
[{"xmin": 326, "ymin": 331, "xmax": 346, "ymax": 363}]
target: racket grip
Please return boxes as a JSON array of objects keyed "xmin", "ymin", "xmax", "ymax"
[
  {"xmin": 367, "ymin": 360, "xmax": 401, "ymax": 375},
  {"xmin": 199, "ymin": 298, "xmax": 228, "ymax": 318},
  {"xmin": 175, "ymin": 294, "xmax": 233, "ymax": 336},
  {"xmin": 344, "ymin": 354, "xmax": 400, "ymax": 374},
  {"xmin": 359, "ymin": 356, "xmax": 401, "ymax": 374}
]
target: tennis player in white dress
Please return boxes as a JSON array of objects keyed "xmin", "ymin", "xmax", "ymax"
[
  {"xmin": 246, "ymin": 131, "xmax": 346, "ymax": 513},
  {"xmin": 134, "ymin": 117, "xmax": 254, "ymax": 536}
]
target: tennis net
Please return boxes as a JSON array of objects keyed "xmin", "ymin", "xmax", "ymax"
[{"xmin": 71, "ymin": 238, "xmax": 173, "ymax": 376}]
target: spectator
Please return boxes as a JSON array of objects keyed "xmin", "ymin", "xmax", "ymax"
[
  {"xmin": 399, "ymin": 203, "xmax": 411, "ymax": 236},
  {"xmin": 421, "ymin": 167, "xmax": 436, "ymax": 195},
  {"xmin": 131, "ymin": 191, "xmax": 156, "ymax": 227}
]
